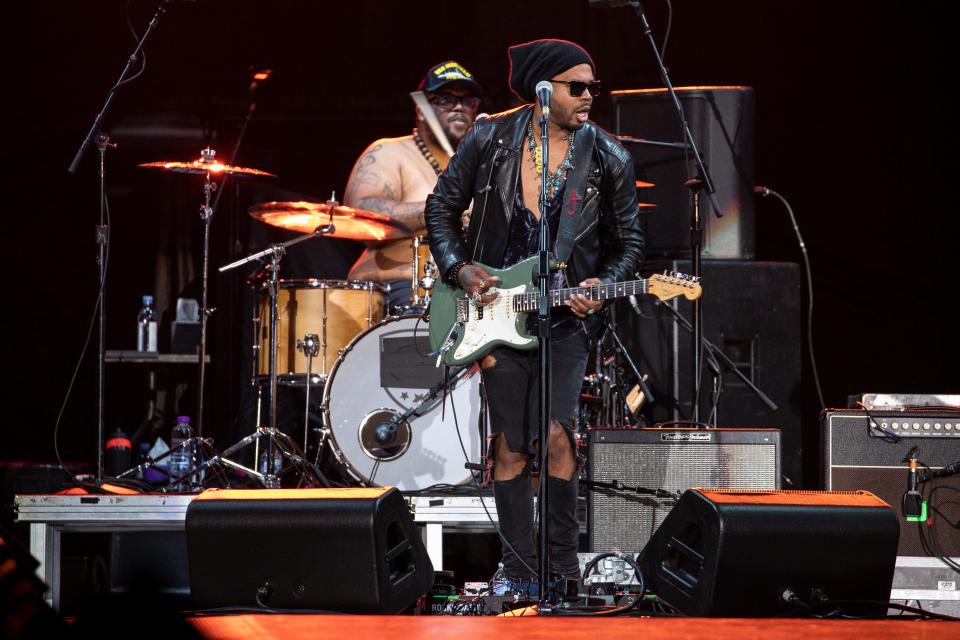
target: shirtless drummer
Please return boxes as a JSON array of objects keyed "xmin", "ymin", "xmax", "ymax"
[{"xmin": 343, "ymin": 61, "xmax": 483, "ymax": 310}]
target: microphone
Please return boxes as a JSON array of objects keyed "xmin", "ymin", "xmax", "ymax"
[
  {"xmin": 535, "ymin": 81, "xmax": 553, "ymax": 116},
  {"xmin": 373, "ymin": 420, "xmax": 398, "ymax": 445},
  {"xmin": 754, "ymin": 185, "xmax": 771, "ymax": 196},
  {"xmin": 902, "ymin": 447, "xmax": 924, "ymax": 521}
]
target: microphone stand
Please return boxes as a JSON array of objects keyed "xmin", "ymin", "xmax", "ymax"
[
  {"xmin": 66, "ymin": 0, "xmax": 173, "ymax": 483},
  {"xmin": 535, "ymin": 106, "xmax": 552, "ymax": 607},
  {"xmin": 622, "ymin": 0, "xmax": 723, "ymax": 422}
]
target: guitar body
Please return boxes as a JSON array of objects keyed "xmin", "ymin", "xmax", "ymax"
[
  {"xmin": 428, "ymin": 257, "xmax": 701, "ymax": 367},
  {"xmin": 428, "ymin": 257, "xmax": 541, "ymax": 366}
]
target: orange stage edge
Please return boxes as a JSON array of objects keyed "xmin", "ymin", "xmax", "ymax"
[{"xmin": 188, "ymin": 614, "xmax": 958, "ymax": 640}]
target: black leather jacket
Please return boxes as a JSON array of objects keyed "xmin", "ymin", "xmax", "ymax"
[{"xmin": 426, "ymin": 105, "xmax": 645, "ymax": 319}]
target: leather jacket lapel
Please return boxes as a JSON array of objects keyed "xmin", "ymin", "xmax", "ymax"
[{"xmin": 554, "ymin": 123, "xmax": 596, "ymax": 265}]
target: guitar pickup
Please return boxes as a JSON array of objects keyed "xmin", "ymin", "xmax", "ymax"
[{"xmin": 455, "ymin": 298, "xmax": 470, "ymax": 323}]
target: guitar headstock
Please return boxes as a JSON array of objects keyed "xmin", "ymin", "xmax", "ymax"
[{"xmin": 648, "ymin": 271, "xmax": 702, "ymax": 301}]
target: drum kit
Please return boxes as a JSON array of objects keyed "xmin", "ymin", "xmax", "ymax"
[{"xmin": 134, "ymin": 147, "xmax": 482, "ymax": 492}]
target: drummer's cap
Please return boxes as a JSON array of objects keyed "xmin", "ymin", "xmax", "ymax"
[{"xmin": 418, "ymin": 61, "xmax": 482, "ymax": 95}]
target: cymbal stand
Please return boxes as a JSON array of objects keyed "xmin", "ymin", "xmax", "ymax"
[
  {"xmin": 218, "ymin": 210, "xmax": 336, "ymax": 487},
  {"xmin": 196, "ymin": 147, "xmax": 219, "ymax": 440}
]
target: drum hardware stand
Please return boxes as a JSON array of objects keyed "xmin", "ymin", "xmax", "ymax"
[
  {"xmin": 297, "ymin": 333, "xmax": 322, "ymax": 456},
  {"xmin": 218, "ymin": 201, "xmax": 336, "ymax": 487},
  {"xmin": 601, "ymin": 312, "xmax": 655, "ymax": 424},
  {"xmin": 116, "ymin": 436, "xmax": 230, "ymax": 491}
]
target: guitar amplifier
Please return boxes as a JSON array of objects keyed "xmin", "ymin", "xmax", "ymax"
[
  {"xmin": 822, "ymin": 409, "xmax": 960, "ymax": 557},
  {"xmin": 587, "ymin": 428, "xmax": 780, "ymax": 553}
]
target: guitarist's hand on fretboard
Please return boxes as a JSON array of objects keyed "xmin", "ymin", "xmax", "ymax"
[
  {"xmin": 458, "ymin": 264, "xmax": 501, "ymax": 305},
  {"xmin": 566, "ymin": 277, "xmax": 604, "ymax": 318}
]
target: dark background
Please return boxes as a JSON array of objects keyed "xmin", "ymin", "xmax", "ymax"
[{"xmin": 8, "ymin": 1, "xmax": 956, "ymax": 486}]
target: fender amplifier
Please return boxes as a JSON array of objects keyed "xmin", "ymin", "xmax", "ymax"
[{"xmin": 587, "ymin": 428, "xmax": 780, "ymax": 553}]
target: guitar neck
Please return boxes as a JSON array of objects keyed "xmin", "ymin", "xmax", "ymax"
[{"xmin": 514, "ymin": 279, "xmax": 648, "ymax": 312}]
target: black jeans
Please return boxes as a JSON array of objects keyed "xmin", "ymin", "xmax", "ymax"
[{"xmin": 482, "ymin": 330, "xmax": 588, "ymax": 577}]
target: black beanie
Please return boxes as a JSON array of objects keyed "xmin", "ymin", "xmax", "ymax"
[{"xmin": 508, "ymin": 39, "xmax": 595, "ymax": 103}]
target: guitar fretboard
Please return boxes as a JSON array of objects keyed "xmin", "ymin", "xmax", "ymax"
[{"xmin": 513, "ymin": 279, "xmax": 649, "ymax": 313}]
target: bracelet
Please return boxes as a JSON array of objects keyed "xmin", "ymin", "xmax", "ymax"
[{"xmin": 445, "ymin": 260, "xmax": 471, "ymax": 288}]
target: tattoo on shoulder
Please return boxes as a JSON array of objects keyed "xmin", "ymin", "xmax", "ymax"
[{"xmin": 345, "ymin": 144, "xmax": 384, "ymax": 201}]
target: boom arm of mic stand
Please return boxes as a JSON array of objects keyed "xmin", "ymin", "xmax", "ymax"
[
  {"xmin": 626, "ymin": 2, "xmax": 723, "ymax": 219},
  {"xmin": 654, "ymin": 299, "xmax": 778, "ymax": 411},
  {"xmin": 68, "ymin": 1, "xmax": 172, "ymax": 173}
]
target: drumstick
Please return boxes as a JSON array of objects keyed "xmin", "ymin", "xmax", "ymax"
[{"xmin": 410, "ymin": 91, "xmax": 456, "ymax": 158}]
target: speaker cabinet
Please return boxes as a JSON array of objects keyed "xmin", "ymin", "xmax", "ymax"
[
  {"xmin": 185, "ymin": 488, "xmax": 433, "ymax": 613},
  {"xmin": 639, "ymin": 488, "xmax": 900, "ymax": 617},
  {"xmin": 587, "ymin": 428, "xmax": 780, "ymax": 553},
  {"xmin": 823, "ymin": 409, "xmax": 960, "ymax": 556},
  {"xmin": 618, "ymin": 260, "xmax": 803, "ymax": 485},
  {"xmin": 612, "ymin": 86, "xmax": 755, "ymax": 259}
]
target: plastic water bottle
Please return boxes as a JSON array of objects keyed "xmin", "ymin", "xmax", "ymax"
[
  {"xmin": 169, "ymin": 416, "xmax": 194, "ymax": 492},
  {"xmin": 136, "ymin": 295, "xmax": 158, "ymax": 352}
]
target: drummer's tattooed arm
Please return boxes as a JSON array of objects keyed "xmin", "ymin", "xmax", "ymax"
[{"xmin": 344, "ymin": 143, "xmax": 425, "ymax": 232}]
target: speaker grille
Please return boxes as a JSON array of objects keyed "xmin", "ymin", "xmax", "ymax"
[{"xmin": 588, "ymin": 429, "xmax": 779, "ymax": 553}]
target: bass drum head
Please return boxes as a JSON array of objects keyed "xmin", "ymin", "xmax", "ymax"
[{"xmin": 323, "ymin": 315, "xmax": 482, "ymax": 491}]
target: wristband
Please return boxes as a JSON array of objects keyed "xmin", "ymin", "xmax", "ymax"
[{"xmin": 445, "ymin": 260, "xmax": 471, "ymax": 288}]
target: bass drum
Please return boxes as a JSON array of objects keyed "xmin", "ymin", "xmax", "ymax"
[{"xmin": 323, "ymin": 315, "xmax": 483, "ymax": 491}]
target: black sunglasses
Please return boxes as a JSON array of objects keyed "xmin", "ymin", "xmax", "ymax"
[
  {"xmin": 552, "ymin": 80, "xmax": 602, "ymax": 97},
  {"xmin": 427, "ymin": 92, "xmax": 481, "ymax": 111}
]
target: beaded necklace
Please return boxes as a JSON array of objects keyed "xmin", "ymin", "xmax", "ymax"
[
  {"xmin": 527, "ymin": 118, "xmax": 575, "ymax": 201},
  {"xmin": 412, "ymin": 128, "xmax": 443, "ymax": 176}
]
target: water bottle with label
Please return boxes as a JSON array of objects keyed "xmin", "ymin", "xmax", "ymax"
[
  {"xmin": 168, "ymin": 416, "xmax": 194, "ymax": 492},
  {"xmin": 136, "ymin": 295, "xmax": 158, "ymax": 352}
]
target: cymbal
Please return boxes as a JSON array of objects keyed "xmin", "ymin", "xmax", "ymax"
[
  {"xmin": 638, "ymin": 202, "xmax": 657, "ymax": 208},
  {"xmin": 248, "ymin": 200, "xmax": 407, "ymax": 242},
  {"xmin": 635, "ymin": 180, "xmax": 655, "ymax": 188},
  {"xmin": 139, "ymin": 159, "xmax": 276, "ymax": 177}
]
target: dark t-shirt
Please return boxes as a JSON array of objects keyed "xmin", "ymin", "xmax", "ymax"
[{"xmin": 501, "ymin": 189, "xmax": 581, "ymax": 339}]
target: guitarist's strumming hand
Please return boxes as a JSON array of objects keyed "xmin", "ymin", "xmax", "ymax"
[
  {"xmin": 458, "ymin": 264, "xmax": 501, "ymax": 306},
  {"xmin": 566, "ymin": 278, "xmax": 604, "ymax": 318}
]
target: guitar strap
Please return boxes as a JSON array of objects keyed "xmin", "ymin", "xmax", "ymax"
[{"xmin": 552, "ymin": 123, "xmax": 597, "ymax": 267}]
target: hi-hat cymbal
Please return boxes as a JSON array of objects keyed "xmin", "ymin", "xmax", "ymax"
[
  {"xmin": 635, "ymin": 180, "xmax": 655, "ymax": 188},
  {"xmin": 638, "ymin": 202, "xmax": 657, "ymax": 209},
  {"xmin": 248, "ymin": 200, "xmax": 406, "ymax": 242},
  {"xmin": 139, "ymin": 159, "xmax": 276, "ymax": 177}
]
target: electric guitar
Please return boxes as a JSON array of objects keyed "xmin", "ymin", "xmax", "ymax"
[{"xmin": 427, "ymin": 255, "xmax": 702, "ymax": 366}]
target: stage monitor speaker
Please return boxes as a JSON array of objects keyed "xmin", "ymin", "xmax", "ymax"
[
  {"xmin": 823, "ymin": 408, "xmax": 960, "ymax": 557},
  {"xmin": 639, "ymin": 488, "xmax": 900, "ymax": 617},
  {"xmin": 611, "ymin": 86, "xmax": 755, "ymax": 259},
  {"xmin": 618, "ymin": 260, "xmax": 803, "ymax": 486},
  {"xmin": 587, "ymin": 428, "xmax": 780, "ymax": 553},
  {"xmin": 185, "ymin": 487, "xmax": 434, "ymax": 613}
]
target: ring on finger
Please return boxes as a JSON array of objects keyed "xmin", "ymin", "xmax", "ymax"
[{"xmin": 478, "ymin": 279, "xmax": 487, "ymax": 290}]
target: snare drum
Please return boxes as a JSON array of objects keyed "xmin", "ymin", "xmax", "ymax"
[
  {"xmin": 257, "ymin": 279, "xmax": 386, "ymax": 384},
  {"xmin": 323, "ymin": 315, "xmax": 482, "ymax": 491}
]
